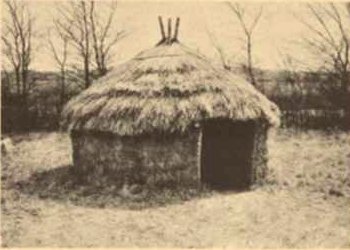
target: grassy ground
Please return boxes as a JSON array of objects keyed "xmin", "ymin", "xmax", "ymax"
[{"xmin": 1, "ymin": 129, "xmax": 350, "ymax": 247}]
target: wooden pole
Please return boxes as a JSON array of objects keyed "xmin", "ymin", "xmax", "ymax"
[
  {"xmin": 167, "ymin": 18, "xmax": 172, "ymax": 44},
  {"xmin": 172, "ymin": 17, "xmax": 180, "ymax": 42},
  {"xmin": 158, "ymin": 16, "xmax": 166, "ymax": 41}
]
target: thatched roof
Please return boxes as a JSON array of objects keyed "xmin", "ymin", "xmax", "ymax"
[{"xmin": 61, "ymin": 18, "xmax": 280, "ymax": 136}]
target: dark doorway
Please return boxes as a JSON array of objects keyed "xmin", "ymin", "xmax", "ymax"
[{"xmin": 200, "ymin": 119, "xmax": 256, "ymax": 190}]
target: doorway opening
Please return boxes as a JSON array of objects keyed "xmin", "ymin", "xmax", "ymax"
[{"xmin": 200, "ymin": 119, "xmax": 256, "ymax": 190}]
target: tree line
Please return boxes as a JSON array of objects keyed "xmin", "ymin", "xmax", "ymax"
[
  {"xmin": 2, "ymin": 0, "xmax": 125, "ymax": 131},
  {"xmin": 1, "ymin": 1, "xmax": 350, "ymax": 132},
  {"xmin": 210, "ymin": 2, "xmax": 349, "ymax": 127}
]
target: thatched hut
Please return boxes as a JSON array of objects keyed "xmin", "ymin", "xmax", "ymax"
[{"xmin": 61, "ymin": 17, "xmax": 280, "ymax": 190}]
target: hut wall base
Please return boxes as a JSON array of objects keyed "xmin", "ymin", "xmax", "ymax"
[
  {"xmin": 71, "ymin": 130, "xmax": 200, "ymax": 189},
  {"xmin": 250, "ymin": 123, "xmax": 269, "ymax": 186}
]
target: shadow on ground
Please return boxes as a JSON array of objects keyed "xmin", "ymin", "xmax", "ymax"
[{"xmin": 13, "ymin": 165, "xmax": 217, "ymax": 210}]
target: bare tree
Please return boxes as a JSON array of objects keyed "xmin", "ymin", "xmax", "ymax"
[
  {"xmin": 206, "ymin": 28, "xmax": 231, "ymax": 70},
  {"xmin": 299, "ymin": 3, "xmax": 350, "ymax": 115},
  {"xmin": 48, "ymin": 27, "xmax": 69, "ymax": 113},
  {"xmin": 1, "ymin": 0, "xmax": 35, "ymax": 107},
  {"xmin": 227, "ymin": 2, "xmax": 263, "ymax": 86},
  {"xmin": 55, "ymin": 1, "xmax": 92, "ymax": 88},
  {"xmin": 55, "ymin": 1, "xmax": 124, "ymax": 88},
  {"xmin": 89, "ymin": 1, "xmax": 125, "ymax": 77},
  {"xmin": 1, "ymin": 67, "xmax": 12, "ymax": 102}
]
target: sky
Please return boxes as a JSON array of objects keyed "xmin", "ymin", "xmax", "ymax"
[{"xmin": 2, "ymin": 1, "xmax": 349, "ymax": 72}]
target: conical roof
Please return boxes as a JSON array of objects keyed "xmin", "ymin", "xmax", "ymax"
[{"xmin": 61, "ymin": 19, "xmax": 280, "ymax": 136}]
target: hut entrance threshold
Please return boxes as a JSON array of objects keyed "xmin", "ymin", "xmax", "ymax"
[{"xmin": 200, "ymin": 120, "xmax": 255, "ymax": 190}]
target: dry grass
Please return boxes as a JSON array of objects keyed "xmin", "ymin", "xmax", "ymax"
[{"xmin": 1, "ymin": 129, "xmax": 350, "ymax": 247}]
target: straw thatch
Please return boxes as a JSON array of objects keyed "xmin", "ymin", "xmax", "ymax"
[{"xmin": 61, "ymin": 43, "xmax": 280, "ymax": 136}]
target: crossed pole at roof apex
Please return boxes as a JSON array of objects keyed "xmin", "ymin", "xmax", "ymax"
[{"xmin": 157, "ymin": 16, "xmax": 180, "ymax": 46}]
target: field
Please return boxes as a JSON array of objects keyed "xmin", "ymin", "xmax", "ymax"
[{"xmin": 1, "ymin": 129, "xmax": 350, "ymax": 247}]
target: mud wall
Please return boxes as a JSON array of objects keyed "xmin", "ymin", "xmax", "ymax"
[{"xmin": 71, "ymin": 130, "xmax": 200, "ymax": 188}]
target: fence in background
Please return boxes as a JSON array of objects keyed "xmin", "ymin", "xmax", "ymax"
[{"xmin": 280, "ymin": 109, "xmax": 347, "ymax": 129}]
